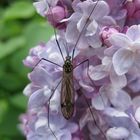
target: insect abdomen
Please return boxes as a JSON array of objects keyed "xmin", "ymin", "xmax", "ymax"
[{"xmin": 61, "ymin": 72, "xmax": 74, "ymax": 120}]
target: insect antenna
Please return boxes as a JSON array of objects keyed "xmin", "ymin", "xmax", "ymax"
[
  {"xmin": 71, "ymin": 0, "xmax": 100, "ymax": 61},
  {"xmin": 46, "ymin": 2, "xmax": 65, "ymax": 62},
  {"xmin": 64, "ymin": 42, "xmax": 70, "ymax": 57},
  {"xmin": 60, "ymin": 38, "xmax": 70, "ymax": 58}
]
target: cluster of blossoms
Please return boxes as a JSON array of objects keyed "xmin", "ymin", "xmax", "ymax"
[{"xmin": 20, "ymin": 0, "xmax": 140, "ymax": 140}]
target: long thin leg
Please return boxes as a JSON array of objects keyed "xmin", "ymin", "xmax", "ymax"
[
  {"xmin": 32, "ymin": 58, "xmax": 62, "ymax": 71},
  {"xmin": 74, "ymin": 59, "xmax": 105, "ymax": 106},
  {"xmin": 74, "ymin": 59, "xmax": 107, "ymax": 139},
  {"xmin": 33, "ymin": 58, "xmax": 62, "ymax": 139},
  {"xmin": 47, "ymin": 79, "xmax": 62, "ymax": 140},
  {"xmin": 76, "ymin": 82, "xmax": 107, "ymax": 140},
  {"xmin": 83, "ymin": 93, "xmax": 107, "ymax": 139},
  {"xmin": 71, "ymin": 0, "xmax": 100, "ymax": 60},
  {"xmin": 46, "ymin": 2, "xmax": 65, "ymax": 62}
]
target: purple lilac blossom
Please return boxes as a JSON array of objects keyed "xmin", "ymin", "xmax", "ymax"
[{"xmin": 21, "ymin": 0, "xmax": 140, "ymax": 140}]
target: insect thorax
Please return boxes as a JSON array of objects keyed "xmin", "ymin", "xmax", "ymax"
[{"xmin": 63, "ymin": 56, "xmax": 73, "ymax": 73}]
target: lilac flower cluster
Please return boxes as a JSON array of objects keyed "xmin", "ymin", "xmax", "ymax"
[{"xmin": 21, "ymin": 0, "xmax": 140, "ymax": 140}]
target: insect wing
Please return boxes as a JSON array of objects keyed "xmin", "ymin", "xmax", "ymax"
[{"xmin": 61, "ymin": 71, "xmax": 74, "ymax": 120}]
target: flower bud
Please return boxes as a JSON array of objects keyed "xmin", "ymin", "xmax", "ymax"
[
  {"xmin": 46, "ymin": 6, "xmax": 68, "ymax": 29},
  {"xmin": 100, "ymin": 26, "xmax": 119, "ymax": 47}
]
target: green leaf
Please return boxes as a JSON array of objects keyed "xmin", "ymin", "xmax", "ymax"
[
  {"xmin": 0, "ymin": 21, "xmax": 21, "ymax": 40},
  {"xmin": 0, "ymin": 61, "xmax": 7, "ymax": 77},
  {"xmin": 0, "ymin": 73, "xmax": 24, "ymax": 92},
  {"xmin": 0, "ymin": 8, "xmax": 4, "ymax": 20},
  {"xmin": 0, "ymin": 104, "xmax": 22, "ymax": 136},
  {"xmin": 10, "ymin": 94, "xmax": 28, "ymax": 110},
  {"xmin": 9, "ymin": 47, "xmax": 30, "ymax": 79},
  {"xmin": 0, "ymin": 99, "xmax": 8, "ymax": 124},
  {"xmin": 23, "ymin": 21, "xmax": 53, "ymax": 47},
  {"xmin": 0, "ymin": 36, "xmax": 26, "ymax": 60},
  {"xmin": 3, "ymin": 1, "xmax": 35, "ymax": 20}
]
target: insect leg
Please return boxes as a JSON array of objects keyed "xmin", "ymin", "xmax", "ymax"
[
  {"xmin": 74, "ymin": 59, "xmax": 105, "ymax": 106},
  {"xmin": 82, "ymin": 91, "xmax": 107, "ymax": 139},
  {"xmin": 32, "ymin": 58, "xmax": 62, "ymax": 71},
  {"xmin": 47, "ymin": 79, "xmax": 62, "ymax": 140},
  {"xmin": 74, "ymin": 59, "xmax": 107, "ymax": 139},
  {"xmin": 72, "ymin": 0, "xmax": 100, "ymax": 60},
  {"xmin": 75, "ymin": 82, "xmax": 107, "ymax": 139},
  {"xmin": 45, "ymin": 1, "xmax": 65, "ymax": 62},
  {"xmin": 32, "ymin": 58, "xmax": 62, "ymax": 139}
]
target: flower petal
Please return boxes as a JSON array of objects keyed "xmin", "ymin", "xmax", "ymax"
[
  {"xmin": 92, "ymin": 89, "xmax": 108, "ymax": 110},
  {"xmin": 126, "ymin": 25, "xmax": 140, "ymax": 41},
  {"xmin": 103, "ymin": 108, "xmax": 133, "ymax": 129},
  {"xmin": 66, "ymin": 22, "xmax": 79, "ymax": 43},
  {"xmin": 100, "ymin": 16, "xmax": 116, "ymax": 26},
  {"xmin": 28, "ymin": 87, "xmax": 51, "ymax": 109},
  {"xmin": 29, "ymin": 67, "xmax": 52, "ymax": 87},
  {"xmin": 135, "ymin": 107, "xmax": 140, "ymax": 123},
  {"xmin": 106, "ymin": 127, "xmax": 130, "ymax": 139},
  {"xmin": 87, "ymin": 33, "xmax": 102, "ymax": 48},
  {"xmin": 33, "ymin": 1, "xmax": 48, "ymax": 17},
  {"xmin": 86, "ymin": 20, "xmax": 98, "ymax": 36},
  {"xmin": 109, "ymin": 90, "xmax": 132, "ymax": 110},
  {"xmin": 49, "ymin": 90, "xmax": 60, "ymax": 113},
  {"xmin": 132, "ymin": 42, "xmax": 140, "ymax": 50},
  {"xmin": 132, "ymin": 96, "xmax": 140, "ymax": 110},
  {"xmin": 110, "ymin": 69, "xmax": 127, "ymax": 88},
  {"xmin": 77, "ymin": 0, "xmax": 109, "ymax": 20},
  {"xmin": 113, "ymin": 48, "xmax": 134, "ymax": 75},
  {"xmin": 109, "ymin": 33, "xmax": 131, "ymax": 48},
  {"xmin": 77, "ymin": 15, "xmax": 87, "ymax": 32},
  {"xmin": 134, "ymin": 52, "xmax": 140, "ymax": 70},
  {"xmin": 128, "ymin": 133, "xmax": 140, "ymax": 140},
  {"xmin": 90, "ymin": 1, "xmax": 110, "ymax": 20},
  {"xmin": 89, "ymin": 65, "xmax": 108, "ymax": 81}
]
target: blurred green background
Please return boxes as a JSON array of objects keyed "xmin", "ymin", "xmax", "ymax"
[{"xmin": 0, "ymin": 0, "xmax": 53, "ymax": 139}]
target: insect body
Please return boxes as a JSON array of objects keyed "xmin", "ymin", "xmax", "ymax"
[{"xmin": 61, "ymin": 56, "xmax": 74, "ymax": 119}]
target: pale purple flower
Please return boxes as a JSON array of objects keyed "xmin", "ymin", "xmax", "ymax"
[
  {"xmin": 105, "ymin": 0, "xmax": 127, "ymax": 27},
  {"xmin": 127, "ymin": 69, "xmax": 140, "ymax": 93},
  {"xmin": 109, "ymin": 24, "xmax": 140, "ymax": 75},
  {"xmin": 33, "ymin": 0, "xmax": 59, "ymax": 17},
  {"xmin": 21, "ymin": 0, "xmax": 140, "ymax": 140},
  {"xmin": 89, "ymin": 56, "xmax": 127, "ymax": 89},
  {"xmin": 103, "ymin": 107, "xmax": 140, "ymax": 140},
  {"xmin": 33, "ymin": 0, "xmax": 69, "ymax": 29},
  {"xmin": 92, "ymin": 85, "xmax": 132, "ymax": 111},
  {"xmin": 20, "ymin": 109, "xmax": 78, "ymax": 140},
  {"xmin": 47, "ymin": 6, "xmax": 68, "ymax": 29},
  {"xmin": 100, "ymin": 26, "xmax": 120, "ymax": 47},
  {"xmin": 33, "ymin": 0, "xmax": 48, "ymax": 17},
  {"xmin": 23, "ymin": 43, "xmax": 46, "ymax": 68},
  {"xmin": 66, "ymin": 0, "xmax": 116, "ymax": 50}
]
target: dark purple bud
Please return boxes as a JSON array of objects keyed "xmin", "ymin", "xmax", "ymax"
[{"xmin": 46, "ymin": 6, "xmax": 68, "ymax": 29}]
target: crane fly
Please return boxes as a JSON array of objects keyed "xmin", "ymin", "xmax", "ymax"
[
  {"xmin": 61, "ymin": 55, "xmax": 74, "ymax": 119},
  {"xmin": 32, "ymin": 0, "xmax": 107, "ymax": 139}
]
